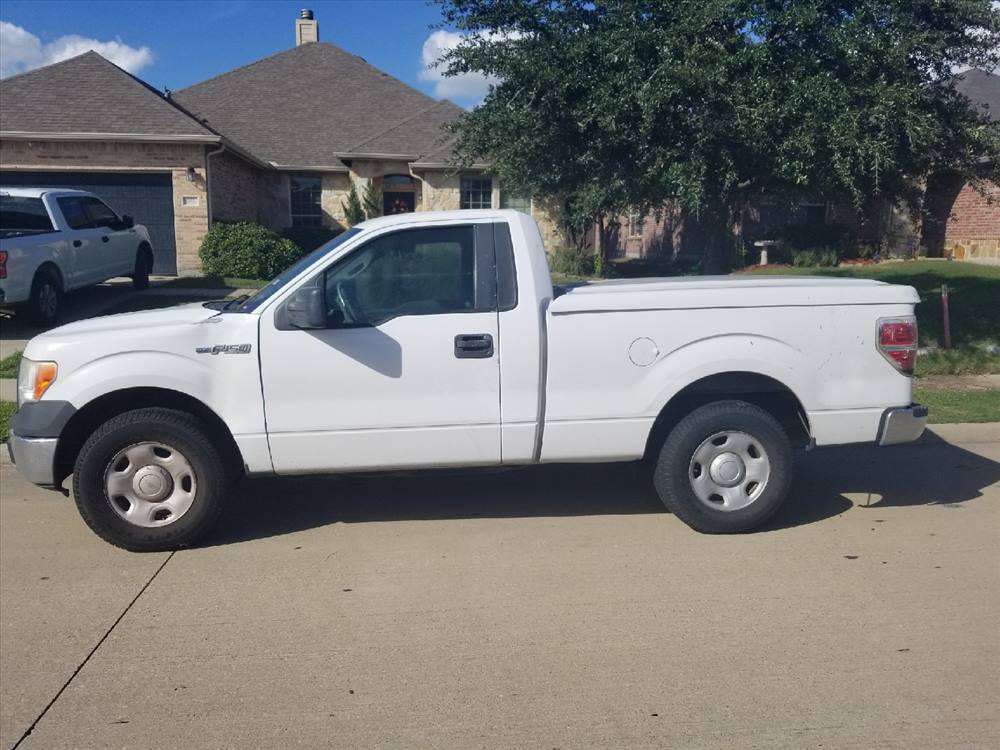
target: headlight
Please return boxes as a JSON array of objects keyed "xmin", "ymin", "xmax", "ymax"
[{"xmin": 17, "ymin": 358, "xmax": 57, "ymax": 406}]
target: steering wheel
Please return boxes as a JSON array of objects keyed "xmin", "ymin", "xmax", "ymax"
[{"xmin": 335, "ymin": 280, "xmax": 367, "ymax": 325}]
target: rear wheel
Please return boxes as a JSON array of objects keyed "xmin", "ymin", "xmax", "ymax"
[
  {"xmin": 653, "ymin": 400, "xmax": 793, "ymax": 533},
  {"xmin": 73, "ymin": 408, "xmax": 229, "ymax": 551},
  {"xmin": 28, "ymin": 268, "xmax": 62, "ymax": 326}
]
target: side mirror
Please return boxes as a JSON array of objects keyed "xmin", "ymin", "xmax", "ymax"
[
  {"xmin": 285, "ymin": 286, "xmax": 326, "ymax": 329},
  {"xmin": 120, "ymin": 215, "xmax": 135, "ymax": 229}
]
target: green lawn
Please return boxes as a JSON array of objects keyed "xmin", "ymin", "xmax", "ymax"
[
  {"xmin": 915, "ymin": 387, "xmax": 1000, "ymax": 424},
  {"xmin": 0, "ymin": 350, "xmax": 22, "ymax": 378},
  {"xmin": 0, "ymin": 401, "xmax": 15, "ymax": 442},
  {"xmin": 159, "ymin": 276, "xmax": 268, "ymax": 290},
  {"xmin": 742, "ymin": 260, "xmax": 1000, "ymax": 374}
]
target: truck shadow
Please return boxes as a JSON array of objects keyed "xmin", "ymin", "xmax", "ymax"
[{"xmin": 206, "ymin": 430, "xmax": 999, "ymax": 546}]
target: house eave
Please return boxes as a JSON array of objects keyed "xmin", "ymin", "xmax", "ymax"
[
  {"xmin": 410, "ymin": 161, "xmax": 491, "ymax": 170},
  {"xmin": 337, "ymin": 152, "xmax": 421, "ymax": 161},
  {"xmin": 0, "ymin": 130, "xmax": 221, "ymax": 144},
  {"xmin": 269, "ymin": 161, "xmax": 350, "ymax": 173}
]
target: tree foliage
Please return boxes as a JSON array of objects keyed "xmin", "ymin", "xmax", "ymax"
[
  {"xmin": 437, "ymin": 0, "xmax": 1000, "ymax": 270},
  {"xmin": 342, "ymin": 184, "xmax": 365, "ymax": 226},
  {"xmin": 363, "ymin": 179, "xmax": 383, "ymax": 219}
]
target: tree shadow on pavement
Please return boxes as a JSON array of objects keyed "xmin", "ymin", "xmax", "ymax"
[{"xmin": 206, "ymin": 430, "xmax": 999, "ymax": 546}]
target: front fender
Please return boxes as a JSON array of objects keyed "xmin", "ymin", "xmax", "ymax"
[{"xmin": 41, "ymin": 350, "xmax": 265, "ymax": 438}]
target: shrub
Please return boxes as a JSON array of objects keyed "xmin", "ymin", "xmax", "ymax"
[
  {"xmin": 342, "ymin": 185, "xmax": 365, "ymax": 226},
  {"xmin": 548, "ymin": 245, "xmax": 594, "ymax": 276},
  {"xmin": 199, "ymin": 222, "xmax": 304, "ymax": 280},
  {"xmin": 281, "ymin": 225, "xmax": 342, "ymax": 253},
  {"xmin": 792, "ymin": 247, "xmax": 840, "ymax": 267}
]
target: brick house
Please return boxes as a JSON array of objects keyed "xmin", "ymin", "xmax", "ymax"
[{"xmin": 0, "ymin": 10, "xmax": 559, "ymax": 275}]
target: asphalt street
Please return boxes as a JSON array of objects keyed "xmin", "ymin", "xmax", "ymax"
[{"xmin": 1, "ymin": 424, "xmax": 998, "ymax": 749}]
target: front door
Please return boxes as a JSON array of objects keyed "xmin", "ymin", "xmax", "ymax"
[
  {"xmin": 259, "ymin": 223, "xmax": 501, "ymax": 473},
  {"xmin": 383, "ymin": 191, "xmax": 415, "ymax": 215}
]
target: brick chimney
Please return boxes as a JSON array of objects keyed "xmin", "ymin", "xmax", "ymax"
[{"xmin": 295, "ymin": 9, "xmax": 319, "ymax": 45}]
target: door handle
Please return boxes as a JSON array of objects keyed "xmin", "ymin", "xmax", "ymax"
[
  {"xmin": 101, "ymin": 235, "xmax": 110, "ymax": 242},
  {"xmin": 72, "ymin": 239, "xmax": 82, "ymax": 247},
  {"xmin": 454, "ymin": 333, "xmax": 494, "ymax": 359}
]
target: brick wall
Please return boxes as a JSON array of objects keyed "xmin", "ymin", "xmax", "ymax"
[
  {"xmin": 943, "ymin": 180, "xmax": 1000, "ymax": 263},
  {"xmin": 209, "ymin": 150, "xmax": 259, "ymax": 224},
  {"xmin": 0, "ymin": 138, "xmax": 209, "ymax": 275}
]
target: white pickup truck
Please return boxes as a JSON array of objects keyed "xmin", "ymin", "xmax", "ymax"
[
  {"xmin": 0, "ymin": 187, "xmax": 155, "ymax": 324},
  {"xmin": 9, "ymin": 210, "xmax": 927, "ymax": 551}
]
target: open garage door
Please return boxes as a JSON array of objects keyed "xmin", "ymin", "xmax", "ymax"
[{"xmin": 2, "ymin": 171, "xmax": 178, "ymax": 275}]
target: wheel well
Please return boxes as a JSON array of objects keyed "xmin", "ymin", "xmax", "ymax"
[
  {"xmin": 54, "ymin": 387, "xmax": 244, "ymax": 487},
  {"xmin": 643, "ymin": 372, "xmax": 811, "ymax": 460},
  {"xmin": 34, "ymin": 262, "xmax": 64, "ymax": 290}
]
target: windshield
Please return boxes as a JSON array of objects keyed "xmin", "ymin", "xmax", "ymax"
[
  {"xmin": 0, "ymin": 195, "xmax": 55, "ymax": 238},
  {"xmin": 237, "ymin": 227, "xmax": 362, "ymax": 312}
]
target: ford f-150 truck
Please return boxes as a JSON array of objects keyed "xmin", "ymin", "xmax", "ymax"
[
  {"xmin": 0, "ymin": 187, "xmax": 154, "ymax": 324},
  {"xmin": 8, "ymin": 210, "xmax": 927, "ymax": 551}
]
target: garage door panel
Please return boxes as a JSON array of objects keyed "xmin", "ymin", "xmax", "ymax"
[{"xmin": 1, "ymin": 171, "xmax": 178, "ymax": 275}]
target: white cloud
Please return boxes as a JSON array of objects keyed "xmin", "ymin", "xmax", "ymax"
[
  {"xmin": 419, "ymin": 29, "xmax": 498, "ymax": 101},
  {"xmin": 0, "ymin": 21, "xmax": 153, "ymax": 79}
]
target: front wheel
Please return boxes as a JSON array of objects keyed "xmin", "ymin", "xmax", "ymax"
[
  {"xmin": 653, "ymin": 400, "xmax": 793, "ymax": 533},
  {"xmin": 132, "ymin": 245, "xmax": 151, "ymax": 290},
  {"xmin": 73, "ymin": 408, "xmax": 229, "ymax": 551}
]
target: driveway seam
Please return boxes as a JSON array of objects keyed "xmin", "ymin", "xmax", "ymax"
[{"xmin": 10, "ymin": 551, "xmax": 175, "ymax": 750}]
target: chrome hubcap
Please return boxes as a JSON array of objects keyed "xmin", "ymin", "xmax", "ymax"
[
  {"xmin": 689, "ymin": 431, "xmax": 770, "ymax": 511},
  {"xmin": 104, "ymin": 442, "xmax": 197, "ymax": 527}
]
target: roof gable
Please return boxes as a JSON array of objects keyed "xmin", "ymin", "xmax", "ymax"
[
  {"xmin": 953, "ymin": 69, "xmax": 1000, "ymax": 122},
  {"xmin": 0, "ymin": 51, "xmax": 216, "ymax": 139},
  {"xmin": 173, "ymin": 43, "xmax": 461, "ymax": 168}
]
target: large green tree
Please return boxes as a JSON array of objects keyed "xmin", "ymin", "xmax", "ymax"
[{"xmin": 437, "ymin": 0, "xmax": 1000, "ymax": 271}]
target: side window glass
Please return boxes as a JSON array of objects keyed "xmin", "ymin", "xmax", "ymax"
[
  {"xmin": 324, "ymin": 226, "xmax": 477, "ymax": 328},
  {"xmin": 82, "ymin": 198, "xmax": 119, "ymax": 228},
  {"xmin": 57, "ymin": 197, "xmax": 92, "ymax": 230}
]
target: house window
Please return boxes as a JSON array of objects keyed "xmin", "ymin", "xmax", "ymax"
[
  {"xmin": 628, "ymin": 211, "xmax": 643, "ymax": 238},
  {"xmin": 290, "ymin": 174, "xmax": 323, "ymax": 226},
  {"xmin": 499, "ymin": 190, "xmax": 531, "ymax": 213},
  {"xmin": 460, "ymin": 175, "xmax": 492, "ymax": 209}
]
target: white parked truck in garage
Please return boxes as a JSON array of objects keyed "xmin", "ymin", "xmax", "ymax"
[
  {"xmin": 8, "ymin": 210, "xmax": 927, "ymax": 550},
  {"xmin": 0, "ymin": 187, "xmax": 154, "ymax": 324}
]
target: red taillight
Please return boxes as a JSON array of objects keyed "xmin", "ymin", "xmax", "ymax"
[
  {"xmin": 0, "ymin": 250, "xmax": 6, "ymax": 279},
  {"xmin": 878, "ymin": 317, "xmax": 917, "ymax": 375}
]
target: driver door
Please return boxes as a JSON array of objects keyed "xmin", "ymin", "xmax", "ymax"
[{"xmin": 259, "ymin": 223, "xmax": 501, "ymax": 473}]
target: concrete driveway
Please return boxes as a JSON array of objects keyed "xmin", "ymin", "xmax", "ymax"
[{"xmin": 1, "ymin": 425, "xmax": 998, "ymax": 749}]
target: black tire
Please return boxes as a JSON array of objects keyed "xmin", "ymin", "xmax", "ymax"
[
  {"xmin": 132, "ymin": 245, "xmax": 151, "ymax": 290},
  {"xmin": 653, "ymin": 400, "xmax": 793, "ymax": 534},
  {"xmin": 72, "ymin": 408, "xmax": 229, "ymax": 552},
  {"xmin": 27, "ymin": 267, "xmax": 62, "ymax": 326}
]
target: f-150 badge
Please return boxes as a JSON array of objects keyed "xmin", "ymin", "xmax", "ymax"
[{"xmin": 196, "ymin": 344, "xmax": 252, "ymax": 355}]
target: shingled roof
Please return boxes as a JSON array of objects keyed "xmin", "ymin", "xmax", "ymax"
[
  {"xmin": 0, "ymin": 51, "xmax": 216, "ymax": 140},
  {"xmin": 953, "ymin": 69, "xmax": 1000, "ymax": 123},
  {"xmin": 174, "ymin": 43, "xmax": 462, "ymax": 169}
]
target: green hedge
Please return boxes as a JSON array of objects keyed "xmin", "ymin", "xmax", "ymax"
[{"xmin": 199, "ymin": 222, "xmax": 304, "ymax": 279}]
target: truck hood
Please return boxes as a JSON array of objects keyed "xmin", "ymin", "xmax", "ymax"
[
  {"xmin": 23, "ymin": 302, "xmax": 231, "ymax": 362},
  {"xmin": 550, "ymin": 275, "xmax": 921, "ymax": 313},
  {"xmin": 35, "ymin": 302, "xmax": 220, "ymax": 338}
]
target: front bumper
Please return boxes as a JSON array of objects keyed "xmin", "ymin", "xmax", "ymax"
[
  {"xmin": 7, "ymin": 432, "xmax": 58, "ymax": 486},
  {"xmin": 877, "ymin": 404, "xmax": 928, "ymax": 446}
]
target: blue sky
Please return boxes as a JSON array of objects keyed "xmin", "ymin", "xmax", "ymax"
[{"xmin": 0, "ymin": 0, "xmax": 490, "ymax": 106}]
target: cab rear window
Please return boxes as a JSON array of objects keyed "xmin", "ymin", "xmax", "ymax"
[{"xmin": 0, "ymin": 196, "xmax": 55, "ymax": 237}]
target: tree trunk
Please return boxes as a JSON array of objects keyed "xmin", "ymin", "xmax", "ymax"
[{"xmin": 701, "ymin": 206, "xmax": 731, "ymax": 275}]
